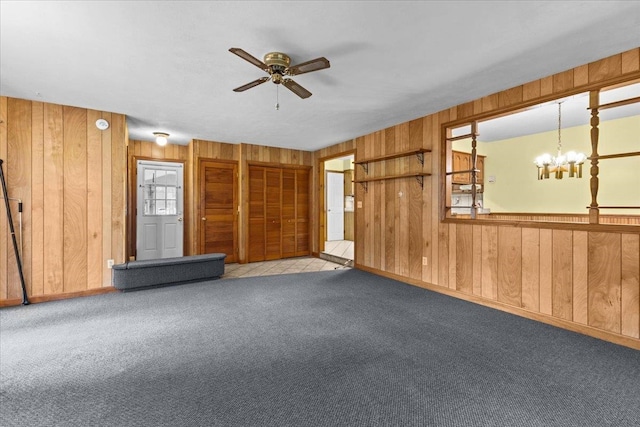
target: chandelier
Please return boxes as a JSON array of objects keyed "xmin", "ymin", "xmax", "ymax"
[{"xmin": 534, "ymin": 102, "xmax": 587, "ymax": 180}]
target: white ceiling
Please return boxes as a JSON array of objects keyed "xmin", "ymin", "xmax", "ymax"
[{"xmin": 1, "ymin": 1, "xmax": 639, "ymax": 151}]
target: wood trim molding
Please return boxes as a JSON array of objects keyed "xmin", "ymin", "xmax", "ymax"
[{"xmin": 0, "ymin": 287, "xmax": 118, "ymax": 307}]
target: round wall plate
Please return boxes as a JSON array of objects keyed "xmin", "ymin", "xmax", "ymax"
[{"xmin": 95, "ymin": 118, "xmax": 110, "ymax": 130}]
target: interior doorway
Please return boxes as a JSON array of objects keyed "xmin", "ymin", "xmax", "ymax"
[
  {"xmin": 321, "ymin": 154, "xmax": 354, "ymax": 263},
  {"xmin": 136, "ymin": 160, "xmax": 184, "ymax": 260}
]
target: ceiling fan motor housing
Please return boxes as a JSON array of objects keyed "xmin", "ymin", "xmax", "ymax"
[{"xmin": 264, "ymin": 52, "xmax": 291, "ymax": 72}]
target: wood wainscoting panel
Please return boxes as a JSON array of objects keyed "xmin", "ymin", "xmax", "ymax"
[
  {"xmin": 480, "ymin": 225, "xmax": 498, "ymax": 299},
  {"xmin": 455, "ymin": 223, "xmax": 473, "ymax": 294},
  {"xmin": 539, "ymin": 229, "xmax": 553, "ymax": 315},
  {"xmin": 572, "ymin": 231, "xmax": 589, "ymax": 325},
  {"xmin": 552, "ymin": 230, "xmax": 573, "ymax": 321},
  {"xmin": 621, "ymin": 233, "xmax": 640, "ymax": 338},
  {"xmin": 472, "ymin": 225, "xmax": 483, "ymax": 296},
  {"xmin": 497, "ymin": 226, "xmax": 522, "ymax": 307},
  {"xmin": 588, "ymin": 232, "xmax": 622, "ymax": 333},
  {"xmin": 521, "ymin": 228, "xmax": 540, "ymax": 312}
]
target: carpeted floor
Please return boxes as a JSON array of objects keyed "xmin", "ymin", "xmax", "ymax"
[{"xmin": 1, "ymin": 269, "xmax": 639, "ymax": 426}]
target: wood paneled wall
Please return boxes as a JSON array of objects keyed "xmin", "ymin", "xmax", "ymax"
[
  {"xmin": 317, "ymin": 47, "xmax": 640, "ymax": 349},
  {"xmin": 0, "ymin": 97, "xmax": 127, "ymax": 304}
]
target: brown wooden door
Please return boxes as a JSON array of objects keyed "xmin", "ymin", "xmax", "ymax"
[
  {"xmin": 248, "ymin": 166, "xmax": 266, "ymax": 262},
  {"xmin": 265, "ymin": 167, "xmax": 282, "ymax": 260},
  {"xmin": 295, "ymin": 168, "xmax": 310, "ymax": 256},
  {"xmin": 281, "ymin": 169, "xmax": 296, "ymax": 258},
  {"xmin": 199, "ymin": 161, "xmax": 238, "ymax": 263}
]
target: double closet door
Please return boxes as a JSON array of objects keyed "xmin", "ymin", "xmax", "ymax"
[{"xmin": 248, "ymin": 165, "xmax": 310, "ymax": 262}]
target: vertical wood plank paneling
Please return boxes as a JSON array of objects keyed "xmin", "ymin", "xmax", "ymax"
[
  {"xmin": 430, "ymin": 115, "xmax": 440, "ymax": 285},
  {"xmin": 621, "ymin": 48, "xmax": 640, "ymax": 74},
  {"xmin": 521, "ymin": 228, "xmax": 540, "ymax": 312},
  {"xmin": 421, "ymin": 117, "xmax": 433, "ymax": 283},
  {"xmin": 456, "ymin": 224, "xmax": 473, "ymax": 294},
  {"xmin": 102, "ymin": 113, "xmax": 112, "ymax": 286},
  {"xmin": 111, "ymin": 113, "xmax": 126, "ymax": 265},
  {"xmin": 552, "ymin": 229, "xmax": 573, "ymax": 320},
  {"xmin": 384, "ymin": 128, "xmax": 396, "ymax": 274},
  {"xmin": 63, "ymin": 106, "xmax": 87, "ymax": 292},
  {"xmin": 573, "ymin": 231, "xmax": 589, "ymax": 325},
  {"xmin": 574, "ymin": 65, "xmax": 589, "ymax": 87},
  {"xmin": 472, "ymin": 225, "xmax": 482, "ymax": 296},
  {"xmin": 7, "ymin": 98, "xmax": 32, "ymax": 299},
  {"xmin": 437, "ymin": 223, "xmax": 449, "ymax": 288},
  {"xmin": 588, "ymin": 232, "xmax": 621, "ymax": 333},
  {"xmin": 398, "ymin": 123, "xmax": 410, "ymax": 277},
  {"xmin": 408, "ymin": 119, "xmax": 423, "ymax": 280},
  {"xmin": 589, "ymin": 54, "xmax": 622, "ymax": 83},
  {"xmin": 481, "ymin": 225, "xmax": 497, "ymax": 299},
  {"xmin": 31, "ymin": 101, "xmax": 44, "ymax": 296},
  {"xmin": 364, "ymin": 135, "xmax": 373, "ymax": 268},
  {"xmin": 448, "ymin": 223, "xmax": 457, "ymax": 290},
  {"xmin": 43, "ymin": 103, "xmax": 64, "ymax": 295},
  {"xmin": 553, "ymin": 70, "xmax": 574, "ymax": 94},
  {"xmin": 373, "ymin": 133, "xmax": 382, "ymax": 270},
  {"xmin": 497, "ymin": 227, "xmax": 521, "ymax": 307},
  {"xmin": 540, "ymin": 76, "xmax": 553, "ymax": 96},
  {"xmin": 86, "ymin": 110, "xmax": 103, "ymax": 289},
  {"xmin": 539, "ymin": 229, "xmax": 553, "ymax": 315},
  {"xmin": 355, "ymin": 137, "xmax": 365, "ymax": 266},
  {"xmin": 522, "ymin": 81, "xmax": 541, "ymax": 102},
  {"xmin": 621, "ymin": 234, "xmax": 639, "ymax": 338},
  {"xmin": 0, "ymin": 97, "xmax": 6, "ymax": 300}
]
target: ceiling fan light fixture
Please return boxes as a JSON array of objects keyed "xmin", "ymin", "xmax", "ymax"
[{"xmin": 153, "ymin": 132, "xmax": 169, "ymax": 146}]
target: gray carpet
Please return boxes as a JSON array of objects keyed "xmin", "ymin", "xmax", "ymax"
[{"xmin": 1, "ymin": 269, "xmax": 639, "ymax": 426}]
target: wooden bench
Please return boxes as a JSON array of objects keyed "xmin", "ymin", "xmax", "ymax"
[{"xmin": 112, "ymin": 253, "xmax": 226, "ymax": 291}]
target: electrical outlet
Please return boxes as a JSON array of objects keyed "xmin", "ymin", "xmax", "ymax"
[
  {"xmin": 422, "ymin": 257, "xmax": 428, "ymax": 266},
  {"xmin": 107, "ymin": 259, "xmax": 114, "ymax": 269}
]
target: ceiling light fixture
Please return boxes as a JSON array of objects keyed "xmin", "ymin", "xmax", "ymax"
[
  {"xmin": 153, "ymin": 132, "xmax": 169, "ymax": 146},
  {"xmin": 533, "ymin": 102, "xmax": 587, "ymax": 180}
]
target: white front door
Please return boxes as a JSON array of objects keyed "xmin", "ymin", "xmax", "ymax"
[
  {"xmin": 326, "ymin": 171, "xmax": 344, "ymax": 241},
  {"xmin": 136, "ymin": 160, "xmax": 184, "ymax": 260}
]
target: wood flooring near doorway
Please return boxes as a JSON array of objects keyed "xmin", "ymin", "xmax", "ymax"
[
  {"xmin": 199, "ymin": 160, "xmax": 238, "ymax": 263},
  {"xmin": 248, "ymin": 165, "xmax": 310, "ymax": 262}
]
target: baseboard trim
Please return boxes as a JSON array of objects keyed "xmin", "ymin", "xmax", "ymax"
[
  {"xmin": 0, "ymin": 287, "xmax": 118, "ymax": 308},
  {"xmin": 355, "ymin": 263, "xmax": 640, "ymax": 351}
]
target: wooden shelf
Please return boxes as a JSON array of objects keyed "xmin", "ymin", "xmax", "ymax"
[
  {"xmin": 355, "ymin": 148, "xmax": 431, "ymax": 167},
  {"xmin": 354, "ymin": 172, "xmax": 431, "ymax": 191},
  {"xmin": 355, "ymin": 148, "xmax": 431, "ymax": 191},
  {"xmin": 354, "ymin": 172, "xmax": 432, "ymax": 183}
]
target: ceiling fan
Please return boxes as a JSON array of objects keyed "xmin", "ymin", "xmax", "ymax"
[{"xmin": 229, "ymin": 48, "xmax": 330, "ymax": 99}]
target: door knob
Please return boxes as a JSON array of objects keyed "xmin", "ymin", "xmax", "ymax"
[
  {"xmin": 201, "ymin": 217, "xmax": 206, "ymax": 221},
  {"xmin": 178, "ymin": 218, "xmax": 183, "ymax": 222}
]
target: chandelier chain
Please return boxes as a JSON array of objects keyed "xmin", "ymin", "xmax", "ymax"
[{"xmin": 557, "ymin": 102, "xmax": 562, "ymax": 154}]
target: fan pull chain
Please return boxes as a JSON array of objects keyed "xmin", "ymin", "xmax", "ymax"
[{"xmin": 275, "ymin": 85, "xmax": 280, "ymax": 111}]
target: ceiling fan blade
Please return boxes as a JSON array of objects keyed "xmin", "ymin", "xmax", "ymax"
[
  {"xmin": 229, "ymin": 47, "xmax": 268, "ymax": 71},
  {"xmin": 287, "ymin": 57, "xmax": 330, "ymax": 76},
  {"xmin": 282, "ymin": 79, "xmax": 312, "ymax": 99},
  {"xmin": 233, "ymin": 77, "xmax": 270, "ymax": 92}
]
